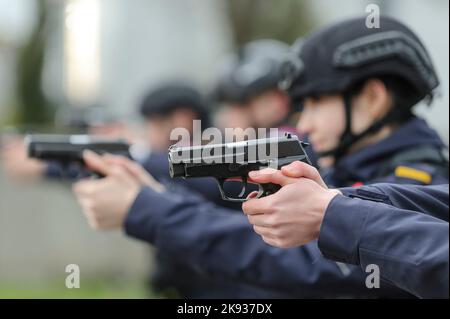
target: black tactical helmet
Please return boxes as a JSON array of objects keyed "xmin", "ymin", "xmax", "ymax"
[
  {"xmin": 140, "ymin": 82, "xmax": 211, "ymax": 127},
  {"xmin": 212, "ymin": 39, "xmax": 291, "ymax": 104},
  {"xmin": 286, "ymin": 16, "xmax": 439, "ymax": 103},
  {"xmin": 282, "ymin": 16, "xmax": 440, "ymax": 159}
]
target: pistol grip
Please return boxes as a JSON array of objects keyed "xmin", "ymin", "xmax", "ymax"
[{"xmin": 257, "ymin": 183, "xmax": 281, "ymax": 198}]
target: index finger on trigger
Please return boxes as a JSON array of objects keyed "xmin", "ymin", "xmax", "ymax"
[{"xmin": 83, "ymin": 150, "xmax": 112, "ymax": 176}]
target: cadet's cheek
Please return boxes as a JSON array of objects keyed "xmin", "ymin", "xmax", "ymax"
[
  {"xmin": 315, "ymin": 101, "xmax": 346, "ymax": 148},
  {"xmin": 321, "ymin": 122, "xmax": 341, "ymax": 146}
]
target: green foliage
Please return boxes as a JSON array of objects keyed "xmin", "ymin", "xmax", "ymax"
[
  {"xmin": 0, "ymin": 280, "xmax": 149, "ymax": 299},
  {"xmin": 226, "ymin": 0, "xmax": 315, "ymax": 47},
  {"xmin": 14, "ymin": 0, "xmax": 54, "ymax": 126}
]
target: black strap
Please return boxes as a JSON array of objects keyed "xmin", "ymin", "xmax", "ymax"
[
  {"xmin": 319, "ymin": 103, "xmax": 412, "ymax": 161},
  {"xmin": 318, "ymin": 92, "xmax": 354, "ymax": 160},
  {"xmin": 342, "ymin": 93, "xmax": 354, "ymax": 140}
]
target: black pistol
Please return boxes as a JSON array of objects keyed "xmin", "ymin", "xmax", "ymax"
[
  {"xmin": 26, "ymin": 134, "xmax": 131, "ymax": 177},
  {"xmin": 168, "ymin": 133, "xmax": 311, "ymax": 202}
]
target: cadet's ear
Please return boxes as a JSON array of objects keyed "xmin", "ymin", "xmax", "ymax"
[{"xmin": 360, "ymin": 78, "xmax": 393, "ymax": 121}]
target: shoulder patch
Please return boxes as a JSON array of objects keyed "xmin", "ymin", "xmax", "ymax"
[{"xmin": 395, "ymin": 166, "xmax": 432, "ymax": 184}]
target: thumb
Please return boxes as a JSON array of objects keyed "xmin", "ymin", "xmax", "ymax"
[
  {"xmin": 103, "ymin": 153, "xmax": 165, "ymax": 192},
  {"xmin": 281, "ymin": 161, "xmax": 327, "ymax": 188}
]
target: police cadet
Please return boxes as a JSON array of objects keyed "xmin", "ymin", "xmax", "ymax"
[
  {"xmin": 241, "ymin": 15, "xmax": 449, "ymax": 298},
  {"xmin": 242, "ymin": 161, "xmax": 449, "ymax": 298},
  {"xmin": 136, "ymin": 82, "xmax": 226, "ymax": 298},
  {"xmin": 136, "ymin": 49, "xmax": 306, "ymax": 298},
  {"xmin": 212, "ymin": 39, "xmax": 299, "ymax": 137},
  {"xmin": 137, "ymin": 82, "xmax": 213, "ymax": 188},
  {"xmin": 72, "ymin": 17, "xmax": 448, "ymax": 298},
  {"xmin": 281, "ymin": 16, "xmax": 448, "ymax": 187}
]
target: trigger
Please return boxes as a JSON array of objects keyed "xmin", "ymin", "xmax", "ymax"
[
  {"xmin": 238, "ymin": 176, "xmax": 247, "ymax": 198},
  {"xmin": 256, "ymin": 184, "xmax": 265, "ymax": 199}
]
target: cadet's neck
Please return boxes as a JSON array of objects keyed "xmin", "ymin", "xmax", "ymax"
[
  {"xmin": 349, "ymin": 125, "xmax": 395, "ymax": 154},
  {"xmin": 318, "ymin": 125, "xmax": 395, "ymax": 169}
]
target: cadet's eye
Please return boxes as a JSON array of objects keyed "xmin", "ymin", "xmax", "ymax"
[
  {"xmin": 293, "ymin": 99, "xmax": 304, "ymax": 112},
  {"xmin": 309, "ymin": 95, "xmax": 322, "ymax": 103},
  {"xmin": 302, "ymin": 101, "xmax": 315, "ymax": 114}
]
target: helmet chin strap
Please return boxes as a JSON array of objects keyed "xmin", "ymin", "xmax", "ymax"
[{"xmin": 317, "ymin": 92, "xmax": 412, "ymax": 161}]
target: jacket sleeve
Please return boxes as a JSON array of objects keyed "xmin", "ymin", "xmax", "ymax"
[
  {"xmin": 318, "ymin": 185, "xmax": 449, "ymax": 299},
  {"xmin": 45, "ymin": 162, "xmax": 86, "ymax": 179},
  {"xmin": 123, "ymin": 186, "xmax": 408, "ymax": 298},
  {"xmin": 340, "ymin": 183, "xmax": 449, "ymax": 221}
]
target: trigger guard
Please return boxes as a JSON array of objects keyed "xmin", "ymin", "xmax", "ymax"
[
  {"xmin": 256, "ymin": 184, "xmax": 265, "ymax": 199},
  {"xmin": 215, "ymin": 178, "xmax": 228, "ymax": 200},
  {"xmin": 238, "ymin": 176, "xmax": 247, "ymax": 198},
  {"xmin": 215, "ymin": 177, "xmax": 252, "ymax": 202},
  {"xmin": 238, "ymin": 185, "xmax": 246, "ymax": 198}
]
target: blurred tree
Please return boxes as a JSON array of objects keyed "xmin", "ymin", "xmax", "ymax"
[
  {"xmin": 225, "ymin": 0, "xmax": 314, "ymax": 47},
  {"xmin": 15, "ymin": 0, "xmax": 54, "ymax": 125}
]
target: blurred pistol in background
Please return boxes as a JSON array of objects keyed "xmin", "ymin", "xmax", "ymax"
[
  {"xmin": 25, "ymin": 134, "xmax": 131, "ymax": 177},
  {"xmin": 168, "ymin": 133, "xmax": 311, "ymax": 202}
]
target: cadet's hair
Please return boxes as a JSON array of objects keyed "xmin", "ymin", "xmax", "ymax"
[{"xmin": 347, "ymin": 75, "xmax": 422, "ymax": 123}]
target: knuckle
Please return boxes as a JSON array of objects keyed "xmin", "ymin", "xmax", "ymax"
[
  {"xmin": 262, "ymin": 236, "xmax": 273, "ymax": 246},
  {"xmin": 274, "ymin": 170, "xmax": 285, "ymax": 179},
  {"xmin": 263, "ymin": 199, "xmax": 275, "ymax": 213},
  {"xmin": 267, "ymin": 208, "xmax": 282, "ymax": 224},
  {"xmin": 271, "ymin": 226, "xmax": 283, "ymax": 238},
  {"xmin": 111, "ymin": 167, "xmax": 123, "ymax": 177},
  {"xmin": 267, "ymin": 214, "xmax": 280, "ymax": 227},
  {"xmin": 242, "ymin": 202, "xmax": 251, "ymax": 213},
  {"xmin": 73, "ymin": 182, "xmax": 86, "ymax": 194},
  {"xmin": 277, "ymin": 240, "xmax": 290, "ymax": 249},
  {"xmin": 89, "ymin": 201, "xmax": 99, "ymax": 212},
  {"xmin": 274, "ymin": 237, "xmax": 287, "ymax": 248},
  {"xmin": 82, "ymin": 205, "xmax": 95, "ymax": 218},
  {"xmin": 277, "ymin": 230, "xmax": 288, "ymax": 241},
  {"xmin": 93, "ymin": 215, "xmax": 104, "ymax": 227}
]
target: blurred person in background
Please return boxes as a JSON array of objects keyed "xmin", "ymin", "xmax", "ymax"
[
  {"xmin": 137, "ymin": 82, "xmax": 248, "ymax": 207},
  {"xmin": 135, "ymin": 82, "xmax": 289, "ymax": 298},
  {"xmin": 0, "ymin": 134, "xmax": 47, "ymax": 181},
  {"xmin": 212, "ymin": 39, "xmax": 300, "ymax": 138},
  {"xmin": 0, "ymin": 106, "xmax": 135, "ymax": 181}
]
